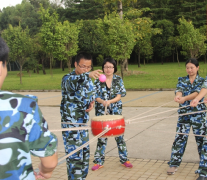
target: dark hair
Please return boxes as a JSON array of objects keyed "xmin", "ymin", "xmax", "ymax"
[
  {"xmin": 0, "ymin": 37, "xmax": 9, "ymax": 65},
  {"xmin": 185, "ymin": 58, "xmax": 199, "ymax": 74},
  {"xmin": 75, "ymin": 52, "xmax": 92, "ymax": 64},
  {"xmin": 102, "ymin": 57, "xmax": 117, "ymax": 73}
]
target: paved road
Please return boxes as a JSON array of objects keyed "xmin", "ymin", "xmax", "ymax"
[{"xmin": 17, "ymin": 91, "xmax": 202, "ymax": 180}]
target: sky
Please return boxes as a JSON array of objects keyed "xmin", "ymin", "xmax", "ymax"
[{"xmin": 0, "ymin": 0, "xmax": 23, "ymax": 10}]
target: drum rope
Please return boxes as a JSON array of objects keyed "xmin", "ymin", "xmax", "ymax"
[
  {"xmin": 127, "ymin": 102, "xmax": 205, "ymax": 123},
  {"xmin": 126, "ymin": 109, "xmax": 207, "ymax": 125},
  {"xmin": 50, "ymin": 127, "xmax": 91, "ymax": 132},
  {"xmin": 126, "ymin": 100, "xmax": 174, "ymax": 122},
  {"xmin": 117, "ymin": 126, "xmax": 207, "ymax": 138},
  {"xmin": 57, "ymin": 127, "xmax": 111, "ymax": 163}
]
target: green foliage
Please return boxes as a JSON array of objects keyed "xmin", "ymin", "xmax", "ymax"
[
  {"xmin": 152, "ymin": 19, "xmax": 174, "ymax": 63},
  {"xmin": 57, "ymin": 0, "xmax": 105, "ymax": 23},
  {"xmin": 128, "ymin": 9, "xmax": 161, "ymax": 66},
  {"xmin": 97, "ymin": 13, "xmax": 135, "ymax": 61},
  {"xmin": 177, "ymin": 17, "xmax": 207, "ymax": 58},
  {"xmin": 59, "ymin": 20, "xmax": 80, "ymax": 72},
  {"xmin": 39, "ymin": 5, "xmax": 64, "ymax": 76},
  {"xmin": 0, "ymin": 0, "xmax": 51, "ymax": 35},
  {"xmin": 1, "ymin": 24, "xmax": 32, "ymax": 84},
  {"xmin": 78, "ymin": 19, "xmax": 103, "ymax": 54},
  {"xmin": 96, "ymin": 54, "xmax": 104, "ymax": 65},
  {"xmin": 96, "ymin": 12, "xmax": 136, "ymax": 78}
]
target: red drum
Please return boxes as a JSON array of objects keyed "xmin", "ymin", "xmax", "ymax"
[{"xmin": 91, "ymin": 115, "xmax": 125, "ymax": 137}]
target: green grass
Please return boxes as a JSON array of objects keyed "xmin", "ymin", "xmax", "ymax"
[{"xmin": 2, "ymin": 62, "xmax": 207, "ymax": 91}]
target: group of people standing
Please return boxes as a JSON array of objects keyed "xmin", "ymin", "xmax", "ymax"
[
  {"xmin": 60, "ymin": 52, "xmax": 132, "ymax": 180},
  {"xmin": 1, "ymin": 35, "xmax": 207, "ymax": 180}
]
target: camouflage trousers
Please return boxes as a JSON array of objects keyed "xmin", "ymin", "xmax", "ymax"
[
  {"xmin": 62, "ymin": 130, "xmax": 90, "ymax": 180},
  {"xmin": 168, "ymin": 113, "xmax": 207, "ymax": 169},
  {"xmin": 93, "ymin": 135, "xmax": 129, "ymax": 166}
]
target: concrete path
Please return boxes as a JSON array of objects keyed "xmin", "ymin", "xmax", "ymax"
[{"xmin": 16, "ymin": 91, "xmax": 202, "ymax": 180}]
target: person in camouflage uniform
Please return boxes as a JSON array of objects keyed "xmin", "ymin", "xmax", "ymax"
[
  {"xmin": 0, "ymin": 37, "xmax": 58, "ymax": 180},
  {"xmin": 191, "ymin": 77, "xmax": 207, "ymax": 180},
  {"xmin": 167, "ymin": 58, "xmax": 207, "ymax": 178},
  {"xmin": 60, "ymin": 52, "xmax": 102, "ymax": 180},
  {"xmin": 91, "ymin": 57, "xmax": 133, "ymax": 171}
]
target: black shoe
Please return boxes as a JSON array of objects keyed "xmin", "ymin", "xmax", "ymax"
[{"xmin": 197, "ymin": 176, "xmax": 207, "ymax": 180}]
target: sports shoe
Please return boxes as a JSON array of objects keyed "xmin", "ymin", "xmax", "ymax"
[
  {"xmin": 122, "ymin": 161, "xmax": 133, "ymax": 168},
  {"xmin": 91, "ymin": 164, "xmax": 103, "ymax": 171}
]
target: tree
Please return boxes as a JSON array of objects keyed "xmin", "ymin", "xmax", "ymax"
[
  {"xmin": 127, "ymin": 9, "xmax": 161, "ymax": 67},
  {"xmin": 78, "ymin": 19, "xmax": 103, "ymax": 56},
  {"xmin": 39, "ymin": 5, "xmax": 64, "ymax": 77},
  {"xmin": 97, "ymin": 13, "xmax": 135, "ymax": 79},
  {"xmin": 168, "ymin": 36, "xmax": 181, "ymax": 66},
  {"xmin": 2, "ymin": 24, "xmax": 32, "ymax": 84},
  {"xmin": 33, "ymin": 33, "xmax": 47, "ymax": 74},
  {"xmin": 152, "ymin": 19, "xmax": 174, "ymax": 64},
  {"xmin": 177, "ymin": 17, "xmax": 206, "ymax": 59},
  {"xmin": 199, "ymin": 25, "xmax": 207, "ymax": 63},
  {"xmin": 57, "ymin": 0, "xmax": 104, "ymax": 23},
  {"xmin": 59, "ymin": 20, "xmax": 80, "ymax": 72}
]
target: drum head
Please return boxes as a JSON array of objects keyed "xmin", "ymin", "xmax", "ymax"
[{"xmin": 92, "ymin": 115, "xmax": 124, "ymax": 121}]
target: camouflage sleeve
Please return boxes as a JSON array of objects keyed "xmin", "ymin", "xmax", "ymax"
[
  {"xmin": 64, "ymin": 72, "xmax": 90, "ymax": 92},
  {"xmin": 175, "ymin": 77, "xmax": 183, "ymax": 95},
  {"xmin": 29, "ymin": 103, "xmax": 57, "ymax": 157},
  {"xmin": 201, "ymin": 78, "xmax": 207, "ymax": 89},
  {"xmin": 193, "ymin": 77, "xmax": 205, "ymax": 93},
  {"xmin": 94, "ymin": 79, "xmax": 102, "ymax": 99},
  {"xmin": 117, "ymin": 77, "xmax": 126, "ymax": 97}
]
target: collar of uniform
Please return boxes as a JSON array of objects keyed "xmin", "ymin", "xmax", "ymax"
[{"xmin": 186, "ymin": 74, "xmax": 200, "ymax": 83}]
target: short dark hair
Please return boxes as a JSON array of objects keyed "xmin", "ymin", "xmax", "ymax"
[
  {"xmin": 75, "ymin": 52, "xmax": 92, "ymax": 64},
  {"xmin": 0, "ymin": 37, "xmax": 9, "ymax": 65},
  {"xmin": 185, "ymin": 58, "xmax": 199, "ymax": 74},
  {"xmin": 102, "ymin": 57, "xmax": 117, "ymax": 73}
]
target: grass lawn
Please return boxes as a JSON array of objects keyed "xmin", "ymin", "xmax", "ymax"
[{"xmin": 2, "ymin": 62, "xmax": 207, "ymax": 91}]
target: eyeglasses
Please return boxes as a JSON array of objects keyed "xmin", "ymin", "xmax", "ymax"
[
  {"xmin": 104, "ymin": 66, "xmax": 114, "ymax": 69},
  {"xmin": 78, "ymin": 64, "xmax": 92, "ymax": 70}
]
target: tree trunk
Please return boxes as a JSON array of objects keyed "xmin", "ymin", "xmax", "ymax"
[
  {"xmin": 172, "ymin": 51, "xmax": 174, "ymax": 62},
  {"xmin": 118, "ymin": 1, "xmax": 123, "ymax": 19},
  {"xmin": 123, "ymin": 59, "xmax": 128, "ymax": 71},
  {"xmin": 62, "ymin": 61, "xmax": 65, "ymax": 71},
  {"xmin": 60, "ymin": 60, "xmax": 62, "ymax": 69},
  {"xmin": 41, "ymin": 57, "xmax": 46, "ymax": 75},
  {"xmin": 204, "ymin": 53, "xmax": 207, "ymax": 64},
  {"xmin": 50, "ymin": 56, "xmax": 53, "ymax": 78},
  {"xmin": 8, "ymin": 60, "xmax": 11, "ymax": 71},
  {"xmin": 20, "ymin": 65, "xmax": 22, "ymax": 84},
  {"xmin": 67, "ymin": 57, "xmax": 72, "ymax": 73},
  {"xmin": 120, "ymin": 60, "xmax": 124, "ymax": 79},
  {"xmin": 37, "ymin": 66, "xmax": 39, "ymax": 74},
  {"xmin": 176, "ymin": 47, "xmax": 180, "ymax": 66},
  {"xmin": 144, "ymin": 58, "xmax": 145, "ymax": 66},
  {"xmin": 138, "ymin": 49, "xmax": 141, "ymax": 68}
]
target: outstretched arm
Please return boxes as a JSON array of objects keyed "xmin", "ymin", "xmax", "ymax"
[
  {"xmin": 35, "ymin": 153, "xmax": 58, "ymax": 179},
  {"xmin": 190, "ymin": 88, "xmax": 207, "ymax": 107},
  {"xmin": 174, "ymin": 91, "xmax": 198, "ymax": 104}
]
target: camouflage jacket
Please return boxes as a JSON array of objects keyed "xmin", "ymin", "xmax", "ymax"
[
  {"xmin": 60, "ymin": 70, "xmax": 95, "ymax": 127},
  {"xmin": 201, "ymin": 76, "xmax": 207, "ymax": 89},
  {"xmin": 175, "ymin": 75, "xmax": 206, "ymax": 114},
  {"xmin": 94, "ymin": 74, "xmax": 126, "ymax": 116},
  {"xmin": 0, "ymin": 91, "xmax": 57, "ymax": 180}
]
